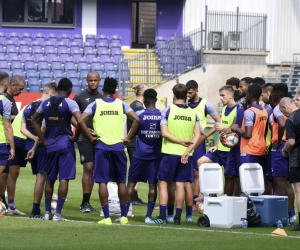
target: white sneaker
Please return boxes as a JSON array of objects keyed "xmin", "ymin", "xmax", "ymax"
[
  {"xmin": 7, "ymin": 208, "xmax": 26, "ymax": 216},
  {"xmin": 44, "ymin": 211, "xmax": 53, "ymax": 220},
  {"xmin": 52, "ymin": 214, "xmax": 67, "ymax": 222},
  {"xmin": 166, "ymin": 215, "xmax": 174, "ymax": 223},
  {"xmin": 145, "ymin": 217, "xmax": 155, "ymax": 224}
]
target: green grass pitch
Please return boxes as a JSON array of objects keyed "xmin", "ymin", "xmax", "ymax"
[{"xmin": 1, "ymin": 152, "xmax": 300, "ymax": 249}]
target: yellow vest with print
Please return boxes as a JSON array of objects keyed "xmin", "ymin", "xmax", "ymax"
[
  {"xmin": 192, "ymin": 98, "xmax": 207, "ymax": 128},
  {"xmin": 162, "ymin": 104, "xmax": 196, "ymax": 156},
  {"xmin": 93, "ymin": 98, "xmax": 124, "ymax": 145},
  {"xmin": 217, "ymin": 105, "xmax": 237, "ymax": 152},
  {"xmin": 0, "ymin": 95, "xmax": 8, "ymax": 144},
  {"xmin": 12, "ymin": 106, "xmax": 26, "ymax": 139}
]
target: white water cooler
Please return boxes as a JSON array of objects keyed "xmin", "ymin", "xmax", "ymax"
[{"xmin": 199, "ymin": 163, "xmax": 247, "ymax": 228}]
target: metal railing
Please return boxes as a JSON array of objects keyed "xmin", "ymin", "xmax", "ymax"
[{"xmin": 205, "ymin": 6, "xmax": 267, "ymax": 51}]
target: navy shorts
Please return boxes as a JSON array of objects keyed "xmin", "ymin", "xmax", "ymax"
[
  {"xmin": 157, "ymin": 154, "xmax": 193, "ymax": 183},
  {"xmin": 128, "ymin": 157, "xmax": 160, "ymax": 184},
  {"xmin": 224, "ymin": 145, "xmax": 240, "ymax": 177},
  {"xmin": 6, "ymin": 137, "xmax": 28, "ymax": 168},
  {"xmin": 240, "ymin": 153, "xmax": 265, "ymax": 167},
  {"xmin": 264, "ymin": 151, "xmax": 273, "ymax": 180},
  {"xmin": 271, "ymin": 143, "xmax": 289, "ymax": 178},
  {"xmin": 0, "ymin": 144, "xmax": 9, "ymax": 167},
  {"xmin": 192, "ymin": 142, "xmax": 206, "ymax": 170},
  {"xmin": 45, "ymin": 146, "xmax": 76, "ymax": 181},
  {"xmin": 93, "ymin": 148, "xmax": 127, "ymax": 184},
  {"xmin": 204, "ymin": 150, "xmax": 229, "ymax": 168},
  {"xmin": 30, "ymin": 145, "xmax": 47, "ymax": 175}
]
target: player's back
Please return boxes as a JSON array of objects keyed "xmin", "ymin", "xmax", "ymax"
[
  {"xmin": 38, "ymin": 96, "xmax": 78, "ymax": 152},
  {"xmin": 134, "ymin": 108, "xmax": 162, "ymax": 160}
]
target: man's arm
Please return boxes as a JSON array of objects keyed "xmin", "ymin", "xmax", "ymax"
[
  {"xmin": 4, "ymin": 119, "xmax": 15, "ymax": 159},
  {"xmin": 76, "ymin": 112, "xmax": 94, "ymax": 142},
  {"xmin": 125, "ymin": 111, "xmax": 140, "ymax": 141},
  {"xmin": 32, "ymin": 112, "xmax": 46, "ymax": 146},
  {"xmin": 21, "ymin": 122, "xmax": 37, "ymax": 141},
  {"xmin": 231, "ymin": 110, "xmax": 253, "ymax": 139},
  {"xmin": 276, "ymin": 115, "xmax": 285, "ymax": 145},
  {"xmin": 10, "ymin": 115, "xmax": 16, "ymax": 121}
]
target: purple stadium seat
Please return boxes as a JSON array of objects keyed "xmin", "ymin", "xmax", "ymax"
[
  {"xmin": 6, "ymin": 40, "xmax": 17, "ymax": 51},
  {"xmin": 31, "ymin": 41, "xmax": 43, "ymax": 51},
  {"xmin": 182, "ymin": 37, "xmax": 193, "ymax": 50},
  {"xmin": 7, "ymin": 48, "xmax": 18, "ymax": 58},
  {"xmin": 85, "ymin": 34, "xmax": 96, "ymax": 44},
  {"xmin": 0, "ymin": 32, "xmax": 6, "ymax": 42},
  {"xmin": 9, "ymin": 33, "xmax": 20, "ymax": 42},
  {"xmin": 97, "ymin": 35, "xmax": 109, "ymax": 44},
  {"xmin": 60, "ymin": 34, "xmax": 71, "ymax": 43},
  {"xmin": 85, "ymin": 50, "xmax": 97, "ymax": 61},
  {"xmin": 18, "ymin": 41, "xmax": 30, "ymax": 51},
  {"xmin": 69, "ymin": 42, "xmax": 82, "ymax": 52},
  {"xmin": 66, "ymin": 70, "xmax": 78, "ymax": 78},
  {"xmin": 23, "ymin": 57, "xmax": 35, "ymax": 67},
  {"xmin": 110, "ymin": 35, "xmax": 121, "ymax": 45},
  {"xmin": 71, "ymin": 50, "xmax": 83, "ymax": 62},
  {"xmin": 96, "ymin": 42, "xmax": 108, "ymax": 51},
  {"xmin": 26, "ymin": 70, "xmax": 39, "ymax": 78},
  {"xmin": 44, "ymin": 41, "xmax": 56, "ymax": 51},
  {"xmin": 177, "ymin": 60, "xmax": 187, "ymax": 73},
  {"xmin": 155, "ymin": 36, "xmax": 167, "ymax": 48},
  {"xmin": 51, "ymin": 57, "xmax": 62, "ymax": 70},
  {"xmin": 46, "ymin": 50, "xmax": 58, "ymax": 62},
  {"xmin": 162, "ymin": 62, "xmax": 173, "ymax": 74},
  {"xmin": 64, "ymin": 58, "xmax": 76, "ymax": 71},
  {"xmin": 73, "ymin": 34, "xmax": 83, "ymax": 44},
  {"xmin": 91, "ymin": 58, "xmax": 103, "ymax": 71},
  {"xmin": 33, "ymin": 49, "xmax": 44, "ymax": 61},
  {"xmin": 120, "ymin": 69, "xmax": 130, "ymax": 82},
  {"xmin": 77, "ymin": 58, "xmax": 89, "ymax": 70},
  {"xmin": 157, "ymin": 47, "xmax": 170, "ymax": 57},
  {"xmin": 112, "ymin": 50, "xmax": 124, "ymax": 62},
  {"xmin": 35, "ymin": 33, "xmax": 45, "ymax": 42},
  {"xmin": 83, "ymin": 42, "xmax": 95, "ymax": 51},
  {"xmin": 48, "ymin": 34, "xmax": 58, "ymax": 43},
  {"xmin": 95, "ymin": 69, "xmax": 105, "ymax": 78},
  {"xmin": 99, "ymin": 50, "xmax": 110, "ymax": 61},
  {"xmin": 22, "ymin": 33, "xmax": 33, "ymax": 43},
  {"xmin": 41, "ymin": 77, "xmax": 52, "ymax": 86},
  {"xmin": 11, "ymin": 59, "xmax": 22, "ymax": 70},
  {"xmin": 104, "ymin": 58, "xmax": 114, "ymax": 70},
  {"xmin": 58, "ymin": 50, "xmax": 70, "ymax": 61},
  {"xmin": 57, "ymin": 41, "xmax": 68, "ymax": 51},
  {"xmin": 12, "ymin": 69, "xmax": 25, "ymax": 77},
  {"xmin": 28, "ymin": 77, "xmax": 41, "ymax": 92},
  {"xmin": 110, "ymin": 43, "xmax": 122, "ymax": 55}
]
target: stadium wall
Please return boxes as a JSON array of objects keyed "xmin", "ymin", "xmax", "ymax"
[
  {"xmin": 183, "ymin": 0, "xmax": 300, "ymax": 65},
  {"xmin": 0, "ymin": 0, "xmax": 83, "ymax": 35},
  {"xmin": 155, "ymin": 64, "xmax": 268, "ymax": 107}
]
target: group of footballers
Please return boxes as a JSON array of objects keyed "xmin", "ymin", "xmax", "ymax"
[{"xmin": 0, "ymin": 71, "xmax": 299, "ymax": 229}]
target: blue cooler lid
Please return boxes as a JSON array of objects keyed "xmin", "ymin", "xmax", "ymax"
[
  {"xmin": 239, "ymin": 163, "xmax": 265, "ymax": 196},
  {"xmin": 199, "ymin": 163, "xmax": 223, "ymax": 196}
]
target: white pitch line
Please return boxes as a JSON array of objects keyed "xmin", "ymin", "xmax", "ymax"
[{"xmin": 7, "ymin": 216, "xmax": 300, "ymax": 239}]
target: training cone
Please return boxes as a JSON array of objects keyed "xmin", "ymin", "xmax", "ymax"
[{"xmin": 271, "ymin": 228, "xmax": 287, "ymax": 237}]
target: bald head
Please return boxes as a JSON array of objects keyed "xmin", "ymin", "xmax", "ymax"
[
  {"xmin": 279, "ymin": 97, "xmax": 297, "ymax": 117},
  {"xmin": 8, "ymin": 75, "xmax": 25, "ymax": 97}
]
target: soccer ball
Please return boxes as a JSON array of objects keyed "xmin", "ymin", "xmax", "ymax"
[
  {"xmin": 51, "ymin": 201, "xmax": 57, "ymax": 212},
  {"xmin": 0, "ymin": 201, "xmax": 6, "ymax": 215},
  {"xmin": 198, "ymin": 202, "xmax": 204, "ymax": 213},
  {"xmin": 220, "ymin": 132, "xmax": 239, "ymax": 148}
]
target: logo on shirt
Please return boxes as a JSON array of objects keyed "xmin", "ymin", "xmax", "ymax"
[
  {"xmin": 100, "ymin": 110, "xmax": 119, "ymax": 116},
  {"xmin": 174, "ymin": 115, "xmax": 192, "ymax": 121},
  {"xmin": 259, "ymin": 116, "xmax": 267, "ymax": 122},
  {"xmin": 46, "ymin": 102, "xmax": 62, "ymax": 107},
  {"xmin": 86, "ymin": 98, "xmax": 90, "ymax": 102},
  {"xmin": 150, "ymin": 123, "xmax": 156, "ymax": 130},
  {"xmin": 222, "ymin": 121, "xmax": 228, "ymax": 124},
  {"xmin": 143, "ymin": 115, "xmax": 161, "ymax": 120}
]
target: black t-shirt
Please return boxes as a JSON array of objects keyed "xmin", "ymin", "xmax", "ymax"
[
  {"xmin": 4, "ymin": 93, "xmax": 18, "ymax": 118},
  {"xmin": 73, "ymin": 90, "xmax": 103, "ymax": 129},
  {"xmin": 285, "ymin": 109, "xmax": 300, "ymax": 148},
  {"xmin": 126, "ymin": 100, "xmax": 144, "ymax": 147}
]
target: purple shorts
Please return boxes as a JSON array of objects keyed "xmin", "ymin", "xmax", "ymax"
[
  {"xmin": 157, "ymin": 154, "xmax": 193, "ymax": 183},
  {"xmin": 204, "ymin": 150, "xmax": 228, "ymax": 168},
  {"xmin": 240, "ymin": 153, "xmax": 265, "ymax": 167},
  {"xmin": 45, "ymin": 146, "xmax": 76, "ymax": 181},
  {"xmin": 0, "ymin": 144, "xmax": 9, "ymax": 167},
  {"xmin": 93, "ymin": 149, "xmax": 127, "ymax": 184},
  {"xmin": 192, "ymin": 142, "xmax": 206, "ymax": 170},
  {"xmin": 224, "ymin": 144, "xmax": 240, "ymax": 177},
  {"xmin": 271, "ymin": 143, "xmax": 289, "ymax": 178},
  {"xmin": 128, "ymin": 157, "xmax": 160, "ymax": 184},
  {"xmin": 7, "ymin": 137, "xmax": 27, "ymax": 167},
  {"xmin": 30, "ymin": 146, "xmax": 47, "ymax": 175}
]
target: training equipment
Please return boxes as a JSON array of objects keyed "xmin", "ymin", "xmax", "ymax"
[
  {"xmin": 0, "ymin": 201, "xmax": 6, "ymax": 215},
  {"xmin": 220, "ymin": 132, "xmax": 239, "ymax": 148},
  {"xmin": 240, "ymin": 163, "xmax": 288, "ymax": 227},
  {"xmin": 199, "ymin": 163, "xmax": 247, "ymax": 228}
]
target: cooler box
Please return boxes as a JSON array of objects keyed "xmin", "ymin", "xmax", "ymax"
[
  {"xmin": 200, "ymin": 163, "xmax": 247, "ymax": 228},
  {"xmin": 240, "ymin": 163, "xmax": 288, "ymax": 227}
]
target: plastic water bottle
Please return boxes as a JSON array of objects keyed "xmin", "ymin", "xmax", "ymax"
[
  {"xmin": 276, "ymin": 219, "xmax": 283, "ymax": 228},
  {"xmin": 241, "ymin": 218, "xmax": 248, "ymax": 229}
]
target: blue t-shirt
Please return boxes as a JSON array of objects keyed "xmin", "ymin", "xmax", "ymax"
[
  {"xmin": 133, "ymin": 108, "xmax": 162, "ymax": 160},
  {"xmin": 22, "ymin": 100, "xmax": 42, "ymax": 150},
  {"xmin": 84, "ymin": 97, "xmax": 132, "ymax": 151},
  {"xmin": 36, "ymin": 96, "xmax": 80, "ymax": 153}
]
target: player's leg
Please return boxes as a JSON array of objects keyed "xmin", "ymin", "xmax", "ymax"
[
  {"xmin": 7, "ymin": 165, "xmax": 23, "ymax": 215},
  {"xmin": 224, "ymin": 149, "xmax": 236, "ymax": 196},
  {"xmin": 78, "ymin": 137, "xmax": 96, "ymax": 213},
  {"xmin": 166, "ymin": 182, "xmax": 175, "ymax": 222},
  {"xmin": 192, "ymin": 143, "xmax": 206, "ymax": 209},
  {"xmin": 184, "ymin": 181, "xmax": 193, "ymax": 222},
  {"xmin": 287, "ymin": 181, "xmax": 296, "ymax": 224},
  {"xmin": 93, "ymin": 149, "xmax": 112, "ymax": 225},
  {"xmin": 0, "ymin": 170, "xmax": 8, "ymax": 208},
  {"xmin": 290, "ymin": 182, "xmax": 300, "ymax": 230},
  {"xmin": 0, "ymin": 147, "xmax": 9, "ymax": 218}
]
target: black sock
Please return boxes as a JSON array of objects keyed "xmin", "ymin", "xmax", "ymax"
[
  {"xmin": 132, "ymin": 190, "xmax": 138, "ymax": 201},
  {"xmin": 0, "ymin": 195, "xmax": 7, "ymax": 208},
  {"xmin": 82, "ymin": 193, "xmax": 91, "ymax": 205}
]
